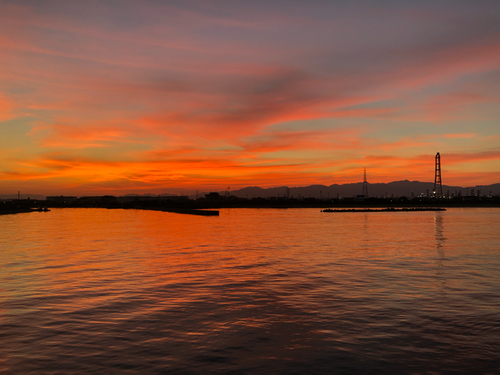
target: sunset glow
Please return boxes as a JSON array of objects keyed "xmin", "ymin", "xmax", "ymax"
[{"xmin": 1, "ymin": 1, "xmax": 499, "ymax": 195}]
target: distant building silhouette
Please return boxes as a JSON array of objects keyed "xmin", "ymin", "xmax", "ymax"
[
  {"xmin": 205, "ymin": 192, "xmax": 221, "ymax": 201},
  {"xmin": 46, "ymin": 196, "xmax": 78, "ymax": 203}
]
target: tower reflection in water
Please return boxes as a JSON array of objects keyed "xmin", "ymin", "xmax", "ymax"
[{"xmin": 434, "ymin": 212, "xmax": 447, "ymax": 288}]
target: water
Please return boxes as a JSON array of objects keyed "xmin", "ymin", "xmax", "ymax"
[{"xmin": 1, "ymin": 208, "xmax": 499, "ymax": 374}]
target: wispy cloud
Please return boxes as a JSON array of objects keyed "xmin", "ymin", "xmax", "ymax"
[{"xmin": 1, "ymin": 1, "xmax": 499, "ymax": 194}]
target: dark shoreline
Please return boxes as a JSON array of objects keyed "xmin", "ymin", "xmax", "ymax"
[
  {"xmin": 2, "ymin": 198, "xmax": 499, "ymax": 217},
  {"xmin": 0, "ymin": 208, "xmax": 50, "ymax": 216}
]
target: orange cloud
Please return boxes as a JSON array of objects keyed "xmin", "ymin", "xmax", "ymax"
[
  {"xmin": 31, "ymin": 123, "xmax": 140, "ymax": 149},
  {"xmin": 2, "ymin": 147, "xmax": 499, "ymax": 195},
  {"xmin": 0, "ymin": 95, "xmax": 15, "ymax": 121}
]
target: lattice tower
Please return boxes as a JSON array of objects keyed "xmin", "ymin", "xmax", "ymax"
[
  {"xmin": 434, "ymin": 153, "xmax": 443, "ymax": 198},
  {"xmin": 362, "ymin": 168, "xmax": 368, "ymax": 197}
]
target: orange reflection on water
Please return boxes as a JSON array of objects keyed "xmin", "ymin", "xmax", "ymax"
[{"xmin": 5, "ymin": 207, "xmax": 500, "ymax": 319}]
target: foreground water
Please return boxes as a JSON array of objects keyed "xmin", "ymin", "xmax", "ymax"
[{"xmin": 1, "ymin": 208, "xmax": 499, "ymax": 374}]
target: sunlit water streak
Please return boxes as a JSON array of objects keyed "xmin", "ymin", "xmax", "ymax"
[{"xmin": 1, "ymin": 208, "xmax": 499, "ymax": 374}]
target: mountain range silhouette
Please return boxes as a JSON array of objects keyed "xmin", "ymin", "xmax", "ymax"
[{"xmin": 228, "ymin": 180, "xmax": 500, "ymax": 199}]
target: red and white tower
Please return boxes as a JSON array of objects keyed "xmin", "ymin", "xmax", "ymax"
[{"xmin": 434, "ymin": 153, "xmax": 443, "ymax": 198}]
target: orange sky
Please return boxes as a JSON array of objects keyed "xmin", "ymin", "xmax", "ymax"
[{"xmin": 1, "ymin": 1, "xmax": 500, "ymax": 196}]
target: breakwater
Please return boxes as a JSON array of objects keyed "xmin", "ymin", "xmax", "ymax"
[
  {"xmin": 321, "ymin": 207, "xmax": 446, "ymax": 213},
  {"xmin": 0, "ymin": 207, "xmax": 50, "ymax": 215}
]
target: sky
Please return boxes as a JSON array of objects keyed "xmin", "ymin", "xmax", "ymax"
[{"xmin": 1, "ymin": 0, "xmax": 500, "ymax": 196}]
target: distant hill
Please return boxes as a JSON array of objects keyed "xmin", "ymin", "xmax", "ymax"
[{"xmin": 228, "ymin": 181, "xmax": 500, "ymax": 199}]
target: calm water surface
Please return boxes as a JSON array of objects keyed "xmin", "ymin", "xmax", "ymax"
[{"xmin": 1, "ymin": 208, "xmax": 499, "ymax": 374}]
